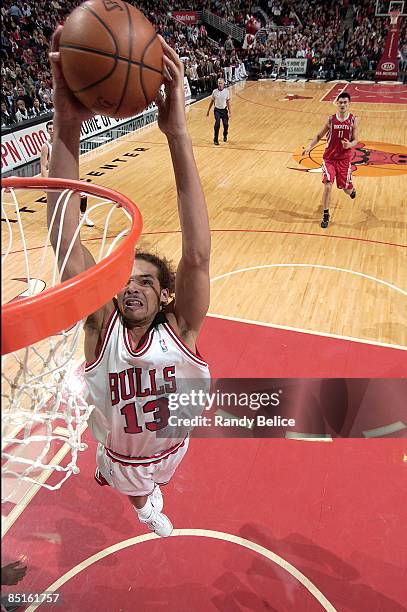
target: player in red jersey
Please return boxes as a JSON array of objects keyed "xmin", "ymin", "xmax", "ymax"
[{"xmin": 303, "ymin": 92, "xmax": 359, "ymax": 228}]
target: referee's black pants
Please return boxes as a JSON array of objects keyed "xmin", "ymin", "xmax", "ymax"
[{"xmin": 214, "ymin": 108, "xmax": 228, "ymax": 142}]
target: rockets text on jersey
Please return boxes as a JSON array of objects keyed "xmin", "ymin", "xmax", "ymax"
[{"xmin": 324, "ymin": 113, "xmax": 355, "ymax": 161}]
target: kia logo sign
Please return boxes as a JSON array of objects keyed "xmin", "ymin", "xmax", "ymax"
[{"xmin": 382, "ymin": 62, "xmax": 395, "ymax": 70}]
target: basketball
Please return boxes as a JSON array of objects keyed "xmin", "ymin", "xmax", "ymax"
[{"xmin": 59, "ymin": 0, "xmax": 163, "ymax": 118}]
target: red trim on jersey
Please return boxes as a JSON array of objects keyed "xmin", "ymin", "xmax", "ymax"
[
  {"xmin": 163, "ymin": 322, "xmax": 208, "ymax": 367},
  {"xmin": 105, "ymin": 437, "xmax": 187, "ymax": 466},
  {"xmin": 85, "ymin": 309, "xmax": 119, "ymax": 371},
  {"xmin": 322, "ymin": 160, "xmax": 331, "ymax": 182},
  {"xmin": 123, "ymin": 326, "xmax": 154, "ymax": 357}
]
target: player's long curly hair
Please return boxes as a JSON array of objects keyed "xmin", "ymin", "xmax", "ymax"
[{"xmin": 135, "ymin": 252, "xmax": 176, "ymax": 296}]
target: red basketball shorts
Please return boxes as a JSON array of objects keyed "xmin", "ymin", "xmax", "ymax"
[{"xmin": 322, "ymin": 158, "xmax": 353, "ymax": 190}]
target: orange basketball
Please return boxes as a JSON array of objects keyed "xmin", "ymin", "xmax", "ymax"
[{"xmin": 59, "ymin": 0, "xmax": 163, "ymax": 118}]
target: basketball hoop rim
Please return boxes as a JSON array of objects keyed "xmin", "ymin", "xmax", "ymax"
[{"xmin": 1, "ymin": 177, "xmax": 143, "ymax": 355}]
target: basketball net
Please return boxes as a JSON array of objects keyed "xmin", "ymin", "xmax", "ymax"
[
  {"xmin": 1, "ymin": 181, "xmax": 139, "ymax": 503},
  {"xmin": 389, "ymin": 9, "xmax": 400, "ymax": 25}
]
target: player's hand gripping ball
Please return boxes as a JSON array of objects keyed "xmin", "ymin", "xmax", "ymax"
[{"xmin": 59, "ymin": 0, "xmax": 163, "ymax": 118}]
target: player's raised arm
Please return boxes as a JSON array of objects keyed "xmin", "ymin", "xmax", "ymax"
[
  {"xmin": 303, "ymin": 117, "xmax": 330, "ymax": 155},
  {"xmin": 47, "ymin": 26, "xmax": 95, "ymax": 281},
  {"xmin": 155, "ymin": 37, "xmax": 211, "ymax": 341},
  {"xmin": 47, "ymin": 26, "xmax": 114, "ymax": 357}
]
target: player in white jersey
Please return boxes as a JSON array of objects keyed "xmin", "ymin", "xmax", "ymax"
[
  {"xmin": 40, "ymin": 119, "xmax": 94, "ymax": 227},
  {"xmin": 40, "ymin": 120, "xmax": 54, "ymax": 178},
  {"xmin": 47, "ymin": 29, "xmax": 211, "ymax": 538}
]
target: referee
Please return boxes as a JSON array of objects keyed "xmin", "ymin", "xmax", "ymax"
[{"xmin": 206, "ymin": 78, "xmax": 231, "ymax": 145}]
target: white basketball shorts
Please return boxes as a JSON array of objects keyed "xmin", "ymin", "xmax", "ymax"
[{"xmin": 95, "ymin": 437, "xmax": 189, "ymax": 497}]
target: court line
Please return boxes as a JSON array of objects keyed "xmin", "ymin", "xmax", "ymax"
[
  {"xmin": 206, "ymin": 313, "xmax": 407, "ymax": 352},
  {"xmin": 1, "ymin": 421, "xmax": 88, "ymax": 539},
  {"xmin": 129, "ymin": 228, "xmax": 407, "ymax": 249},
  {"xmin": 82, "ymin": 135, "xmax": 407, "ymax": 166},
  {"xmin": 362, "ymin": 421, "xmax": 406, "ymax": 438},
  {"xmin": 117, "ymin": 139, "xmax": 294, "ymax": 153},
  {"xmin": 2, "ymin": 360, "xmax": 88, "ymax": 538},
  {"xmin": 4, "ymin": 227, "xmax": 406, "ymax": 257},
  {"xmin": 319, "ymin": 82, "xmax": 348, "ymax": 102},
  {"xmin": 236, "ymin": 90, "xmax": 407, "ymax": 113},
  {"xmin": 211, "ymin": 263, "xmax": 407, "ymax": 296},
  {"xmin": 354, "ymin": 88, "xmax": 407, "ymax": 97},
  {"xmin": 353, "ymin": 84, "xmax": 407, "ymax": 91},
  {"xmin": 54, "ymin": 427, "xmax": 70, "ymax": 437},
  {"xmin": 210, "ymin": 261, "xmax": 407, "ymax": 349},
  {"xmin": 26, "ymin": 529, "xmax": 337, "ymax": 612},
  {"xmin": 1, "ymin": 424, "xmax": 26, "ymax": 450},
  {"xmin": 286, "ymin": 432, "xmax": 333, "ymax": 441},
  {"xmin": 321, "ymin": 83, "xmax": 407, "ymax": 104}
]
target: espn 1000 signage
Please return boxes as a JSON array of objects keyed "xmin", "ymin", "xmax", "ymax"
[{"xmin": 1, "ymin": 78, "xmax": 192, "ymax": 173}]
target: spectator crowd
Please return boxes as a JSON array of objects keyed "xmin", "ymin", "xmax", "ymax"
[
  {"xmin": 217, "ymin": 0, "xmax": 406, "ymax": 81},
  {"xmin": 1, "ymin": 0, "xmax": 406, "ymax": 128}
]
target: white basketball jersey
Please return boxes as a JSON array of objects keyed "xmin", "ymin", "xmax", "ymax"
[{"xmin": 84, "ymin": 309, "xmax": 210, "ymax": 463}]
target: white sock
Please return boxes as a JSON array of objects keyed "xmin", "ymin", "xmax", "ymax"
[{"xmin": 135, "ymin": 498, "xmax": 153, "ymax": 520}]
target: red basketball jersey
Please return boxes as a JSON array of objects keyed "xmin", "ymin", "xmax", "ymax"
[{"xmin": 323, "ymin": 113, "xmax": 356, "ymax": 161}]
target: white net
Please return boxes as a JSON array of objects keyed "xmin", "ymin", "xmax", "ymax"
[
  {"xmin": 1, "ymin": 183, "xmax": 134, "ymax": 503},
  {"xmin": 390, "ymin": 9, "xmax": 401, "ymax": 23}
]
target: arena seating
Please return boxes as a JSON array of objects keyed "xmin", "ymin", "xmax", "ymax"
[{"xmin": 1, "ymin": 0, "xmax": 405, "ymax": 127}]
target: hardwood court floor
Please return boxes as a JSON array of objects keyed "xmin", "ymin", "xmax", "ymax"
[
  {"xmin": 2, "ymin": 80, "xmax": 407, "ymax": 348},
  {"xmin": 2, "ymin": 83, "xmax": 406, "ymax": 612}
]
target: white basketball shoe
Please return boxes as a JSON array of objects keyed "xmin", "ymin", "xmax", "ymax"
[
  {"xmin": 139, "ymin": 507, "xmax": 173, "ymax": 538},
  {"xmin": 149, "ymin": 485, "xmax": 163, "ymax": 512},
  {"xmin": 80, "ymin": 212, "xmax": 95, "ymax": 227}
]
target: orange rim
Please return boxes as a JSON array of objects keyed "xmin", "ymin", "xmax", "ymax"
[{"xmin": 1, "ymin": 177, "xmax": 143, "ymax": 355}]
